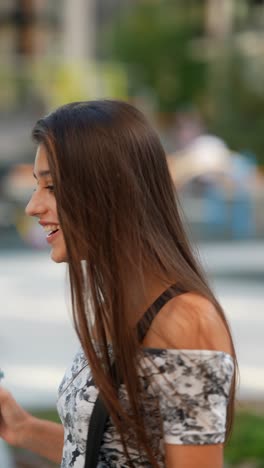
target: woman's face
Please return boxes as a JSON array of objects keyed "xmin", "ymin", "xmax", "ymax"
[{"xmin": 25, "ymin": 144, "xmax": 67, "ymax": 263}]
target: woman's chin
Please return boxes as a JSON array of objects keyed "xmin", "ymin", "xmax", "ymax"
[{"xmin": 50, "ymin": 248, "xmax": 68, "ymax": 263}]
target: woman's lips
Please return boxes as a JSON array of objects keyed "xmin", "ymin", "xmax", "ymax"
[{"xmin": 46, "ymin": 229, "xmax": 60, "ymax": 244}]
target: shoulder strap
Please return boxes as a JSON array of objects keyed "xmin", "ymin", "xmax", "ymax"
[
  {"xmin": 136, "ymin": 284, "xmax": 186, "ymax": 342},
  {"xmin": 85, "ymin": 395, "xmax": 108, "ymax": 468},
  {"xmin": 84, "ymin": 284, "xmax": 186, "ymax": 467}
]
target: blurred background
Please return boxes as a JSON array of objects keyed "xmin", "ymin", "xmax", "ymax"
[{"xmin": 0, "ymin": 1, "xmax": 263, "ymax": 466}]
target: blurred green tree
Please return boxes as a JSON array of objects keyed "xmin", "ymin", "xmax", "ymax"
[
  {"xmin": 107, "ymin": 0, "xmax": 264, "ymax": 165},
  {"xmin": 108, "ymin": 1, "xmax": 208, "ymax": 113},
  {"xmin": 206, "ymin": 46, "xmax": 264, "ymax": 166}
]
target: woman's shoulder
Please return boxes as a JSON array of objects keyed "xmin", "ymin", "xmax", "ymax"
[{"xmin": 142, "ymin": 291, "xmax": 233, "ymax": 356}]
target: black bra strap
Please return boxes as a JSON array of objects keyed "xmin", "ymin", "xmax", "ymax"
[{"xmin": 136, "ymin": 284, "xmax": 186, "ymax": 342}]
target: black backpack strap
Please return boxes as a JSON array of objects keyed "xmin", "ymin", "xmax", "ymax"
[
  {"xmin": 84, "ymin": 360, "xmax": 120, "ymax": 468},
  {"xmin": 84, "ymin": 284, "xmax": 186, "ymax": 467},
  {"xmin": 85, "ymin": 395, "xmax": 108, "ymax": 468}
]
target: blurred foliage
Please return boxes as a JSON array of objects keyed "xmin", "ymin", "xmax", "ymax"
[
  {"xmin": 0, "ymin": 59, "xmax": 128, "ymax": 113},
  {"xmin": 31, "ymin": 408, "xmax": 61, "ymax": 424},
  {"xmin": 108, "ymin": 1, "xmax": 208, "ymax": 113},
  {"xmin": 225, "ymin": 411, "xmax": 264, "ymax": 466},
  {"xmin": 41, "ymin": 61, "xmax": 128, "ymax": 109},
  {"xmin": 206, "ymin": 46, "xmax": 264, "ymax": 167},
  {"xmin": 1, "ymin": 0, "xmax": 264, "ymax": 165},
  {"xmin": 108, "ymin": 0, "xmax": 264, "ymax": 165}
]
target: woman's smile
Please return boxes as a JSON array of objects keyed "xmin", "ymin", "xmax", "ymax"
[
  {"xmin": 39, "ymin": 221, "xmax": 61, "ymax": 243},
  {"xmin": 46, "ymin": 228, "xmax": 61, "ymax": 244},
  {"xmin": 25, "ymin": 145, "xmax": 68, "ymax": 263}
]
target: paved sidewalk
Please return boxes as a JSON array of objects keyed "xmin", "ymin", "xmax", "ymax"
[{"xmin": 0, "ymin": 241, "xmax": 263, "ymax": 408}]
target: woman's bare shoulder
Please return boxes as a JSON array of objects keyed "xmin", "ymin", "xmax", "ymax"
[{"xmin": 143, "ymin": 291, "xmax": 232, "ymax": 354}]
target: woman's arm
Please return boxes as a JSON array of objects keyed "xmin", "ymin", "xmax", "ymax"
[
  {"xmin": 20, "ymin": 415, "xmax": 64, "ymax": 464},
  {"xmin": 165, "ymin": 443, "xmax": 223, "ymax": 468},
  {"xmin": 0, "ymin": 387, "xmax": 63, "ymax": 464},
  {"xmin": 143, "ymin": 291, "xmax": 234, "ymax": 468}
]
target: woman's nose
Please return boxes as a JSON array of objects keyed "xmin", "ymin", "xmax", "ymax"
[{"xmin": 25, "ymin": 191, "xmax": 46, "ymax": 217}]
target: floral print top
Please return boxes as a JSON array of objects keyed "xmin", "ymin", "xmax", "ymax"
[{"xmin": 57, "ymin": 346, "xmax": 234, "ymax": 467}]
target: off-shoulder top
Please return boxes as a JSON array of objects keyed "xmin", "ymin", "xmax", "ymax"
[{"xmin": 57, "ymin": 287, "xmax": 234, "ymax": 467}]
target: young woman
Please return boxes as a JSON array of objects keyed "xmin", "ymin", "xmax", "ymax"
[{"xmin": 0, "ymin": 100, "xmax": 236, "ymax": 467}]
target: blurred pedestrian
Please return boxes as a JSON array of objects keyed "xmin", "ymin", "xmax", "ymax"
[{"xmin": 0, "ymin": 100, "xmax": 236, "ymax": 468}]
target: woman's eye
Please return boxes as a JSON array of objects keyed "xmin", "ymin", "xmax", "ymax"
[{"xmin": 46, "ymin": 185, "xmax": 54, "ymax": 193}]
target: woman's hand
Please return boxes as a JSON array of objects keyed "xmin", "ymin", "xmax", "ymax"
[
  {"xmin": 0, "ymin": 387, "xmax": 64, "ymax": 463},
  {"xmin": 0, "ymin": 387, "xmax": 32, "ymax": 447}
]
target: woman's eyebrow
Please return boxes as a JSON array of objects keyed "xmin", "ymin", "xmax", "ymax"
[{"xmin": 33, "ymin": 170, "xmax": 51, "ymax": 179}]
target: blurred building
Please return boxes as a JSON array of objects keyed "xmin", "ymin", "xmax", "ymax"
[
  {"xmin": 0, "ymin": 0, "xmax": 60, "ymax": 58},
  {"xmin": 0, "ymin": 0, "xmax": 133, "ymax": 61},
  {"xmin": 0, "ymin": 0, "xmax": 61, "ymax": 164},
  {"xmin": 0, "ymin": 0, "xmax": 130, "ymax": 164}
]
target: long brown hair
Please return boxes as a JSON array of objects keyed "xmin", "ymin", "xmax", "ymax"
[{"xmin": 32, "ymin": 100, "xmax": 236, "ymax": 466}]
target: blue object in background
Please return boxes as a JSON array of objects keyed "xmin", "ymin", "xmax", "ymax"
[
  {"xmin": 204, "ymin": 182, "xmax": 228, "ymax": 237},
  {"xmin": 230, "ymin": 152, "xmax": 256, "ymax": 239}
]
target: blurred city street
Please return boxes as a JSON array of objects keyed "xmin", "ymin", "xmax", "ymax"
[
  {"xmin": 1, "ymin": 1, "xmax": 264, "ymax": 464},
  {"xmin": 0, "ymin": 241, "xmax": 263, "ymax": 410}
]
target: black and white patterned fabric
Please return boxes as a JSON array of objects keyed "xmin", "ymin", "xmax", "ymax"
[{"xmin": 57, "ymin": 346, "xmax": 234, "ymax": 467}]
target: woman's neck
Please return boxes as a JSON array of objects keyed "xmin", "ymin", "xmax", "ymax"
[{"xmin": 127, "ymin": 273, "xmax": 174, "ymax": 327}]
